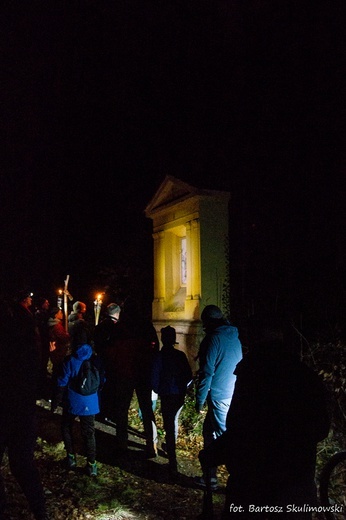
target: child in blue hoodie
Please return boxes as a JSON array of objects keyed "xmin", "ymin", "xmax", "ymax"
[{"xmin": 56, "ymin": 343, "xmax": 100, "ymax": 476}]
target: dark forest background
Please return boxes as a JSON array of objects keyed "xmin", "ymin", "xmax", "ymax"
[{"xmin": 1, "ymin": 1, "xmax": 345, "ymax": 341}]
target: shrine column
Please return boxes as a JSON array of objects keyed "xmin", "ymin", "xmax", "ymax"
[
  {"xmin": 185, "ymin": 221, "xmax": 192, "ymax": 300},
  {"xmin": 190, "ymin": 218, "xmax": 201, "ymax": 300},
  {"xmin": 153, "ymin": 231, "xmax": 166, "ymax": 302}
]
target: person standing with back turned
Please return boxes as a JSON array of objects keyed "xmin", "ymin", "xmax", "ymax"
[
  {"xmin": 55, "ymin": 342, "xmax": 100, "ymax": 477},
  {"xmin": 151, "ymin": 326, "xmax": 192, "ymax": 477},
  {"xmin": 194, "ymin": 304, "xmax": 242, "ymax": 491},
  {"xmin": 0, "ymin": 291, "xmax": 49, "ymax": 519},
  {"xmin": 35, "ymin": 296, "xmax": 51, "ymax": 398},
  {"xmin": 93, "ymin": 303, "xmax": 121, "ymax": 421},
  {"xmin": 68, "ymin": 301, "xmax": 92, "ymax": 352}
]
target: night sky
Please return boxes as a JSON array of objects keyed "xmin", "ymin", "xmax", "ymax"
[{"xmin": 2, "ymin": 1, "xmax": 345, "ymax": 335}]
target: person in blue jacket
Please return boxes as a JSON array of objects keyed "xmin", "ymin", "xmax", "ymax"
[
  {"xmin": 151, "ymin": 326, "xmax": 192, "ymax": 477},
  {"xmin": 194, "ymin": 305, "xmax": 243, "ymax": 491},
  {"xmin": 56, "ymin": 343, "xmax": 100, "ymax": 476}
]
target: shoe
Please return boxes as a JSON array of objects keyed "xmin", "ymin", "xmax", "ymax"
[
  {"xmin": 145, "ymin": 448, "xmax": 157, "ymax": 458},
  {"xmin": 86, "ymin": 461, "xmax": 97, "ymax": 477},
  {"xmin": 66, "ymin": 453, "xmax": 76, "ymax": 469},
  {"xmin": 194, "ymin": 475, "xmax": 218, "ymax": 491}
]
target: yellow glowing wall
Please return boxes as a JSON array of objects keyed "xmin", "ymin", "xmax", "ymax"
[{"xmin": 145, "ymin": 176, "xmax": 230, "ymax": 370}]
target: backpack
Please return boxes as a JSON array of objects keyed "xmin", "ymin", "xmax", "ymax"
[{"xmin": 72, "ymin": 358, "xmax": 100, "ymax": 396}]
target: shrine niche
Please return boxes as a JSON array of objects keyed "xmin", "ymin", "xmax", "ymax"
[{"xmin": 144, "ymin": 175, "xmax": 231, "ymax": 370}]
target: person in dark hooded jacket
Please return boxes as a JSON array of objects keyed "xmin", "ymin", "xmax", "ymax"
[
  {"xmin": 35, "ymin": 296, "xmax": 51, "ymax": 397},
  {"xmin": 93, "ymin": 303, "xmax": 121, "ymax": 421},
  {"xmin": 56, "ymin": 343, "xmax": 100, "ymax": 477},
  {"xmin": 67, "ymin": 301, "xmax": 93, "ymax": 352},
  {"xmin": 194, "ymin": 305, "xmax": 242, "ymax": 490},
  {"xmin": 0, "ymin": 292, "xmax": 49, "ymax": 519},
  {"xmin": 151, "ymin": 326, "xmax": 192, "ymax": 476}
]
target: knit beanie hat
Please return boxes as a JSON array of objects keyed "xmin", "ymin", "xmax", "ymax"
[
  {"xmin": 107, "ymin": 303, "xmax": 121, "ymax": 316},
  {"xmin": 73, "ymin": 301, "xmax": 86, "ymax": 313},
  {"xmin": 201, "ymin": 305, "xmax": 223, "ymax": 322}
]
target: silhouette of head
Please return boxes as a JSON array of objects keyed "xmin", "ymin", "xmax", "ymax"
[
  {"xmin": 73, "ymin": 301, "xmax": 86, "ymax": 314},
  {"xmin": 201, "ymin": 305, "xmax": 223, "ymax": 323},
  {"xmin": 161, "ymin": 325, "xmax": 177, "ymax": 346}
]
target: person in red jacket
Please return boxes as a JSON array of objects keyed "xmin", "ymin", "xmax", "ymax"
[
  {"xmin": 103, "ymin": 297, "xmax": 159, "ymax": 459},
  {"xmin": 48, "ymin": 307, "xmax": 71, "ymax": 411}
]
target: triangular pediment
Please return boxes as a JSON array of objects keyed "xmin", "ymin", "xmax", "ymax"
[{"xmin": 144, "ymin": 175, "xmax": 201, "ymax": 216}]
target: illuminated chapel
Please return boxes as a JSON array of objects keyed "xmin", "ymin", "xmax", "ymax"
[{"xmin": 145, "ymin": 175, "xmax": 231, "ymax": 371}]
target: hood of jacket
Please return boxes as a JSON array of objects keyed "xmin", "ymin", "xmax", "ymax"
[
  {"xmin": 207, "ymin": 322, "xmax": 239, "ymax": 341},
  {"xmin": 203, "ymin": 318, "xmax": 231, "ymax": 333},
  {"xmin": 73, "ymin": 343, "xmax": 93, "ymax": 361},
  {"xmin": 48, "ymin": 317, "xmax": 60, "ymax": 327},
  {"xmin": 68, "ymin": 312, "xmax": 80, "ymax": 323}
]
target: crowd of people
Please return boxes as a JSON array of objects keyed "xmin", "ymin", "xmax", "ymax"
[{"xmin": 0, "ymin": 290, "xmax": 331, "ymax": 519}]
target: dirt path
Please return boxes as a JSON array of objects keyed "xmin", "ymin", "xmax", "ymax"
[{"xmin": 30, "ymin": 399, "xmax": 227, "ymax": 520}]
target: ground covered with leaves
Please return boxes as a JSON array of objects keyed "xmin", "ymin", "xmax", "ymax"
[
  {"xmin": 2, "ymin": 397, "xmax": 228, "ymax": 520},
  {"xmin": 2, "ymin": 377, "xmax": 344, "ymax": 520}
]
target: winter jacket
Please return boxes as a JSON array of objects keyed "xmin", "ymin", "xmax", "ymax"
[
  {"xmin": 35, "ymin": 308, "xmax": 50, "ymax": 343},
  {"xmin": 0, "ymin": 302, "xmax": 40, "ymax": 417},
  {"xmin": 196, "ymin": 320, "xmax": 242, "ymax": 410},
  {"xmin": 94, "ymin": 316, "xmax": 119, "ymax": 354},
  {"xmin": 151, "ymin": 345, "xmax": 192, "ymax": 396},
  {"xmin": 101, "ymin": 315, "xmax": 159, "ymax": 384},
  {"xmin": 57, "ymin": 343, "xmax": 99, "ymax": 416},
  {"xmin": 68, "ymin": 312, "xmax": 93, "ymax": 352},
  {"xmin": 48, "ymin": 318, "xmax": 70, "ymax": 365},
  {"xmin": 93, "ymin": 315, "xmax": 119, "ymax": 377}
]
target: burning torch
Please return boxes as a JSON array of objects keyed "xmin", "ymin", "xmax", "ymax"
[{"xmin": 94, "ymin": 293, "xmax": 103, "ymax": 326}]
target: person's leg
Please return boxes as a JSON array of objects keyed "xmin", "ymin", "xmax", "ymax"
[
  {"xmin": 172, "ymin": 399, "xmax": 184, "ymax": 442},
  {"xmin": 200, "ymin": 396, "xmax": 231, "ymax": 481},
  {"xmin": 7, "ymin": 416, "xmax": 47, "ymax": 520},
  {"xmin": 61, "ymin": 409, "xmax": 77, "ymax": 462},
  {"xmin": 161, "ymin": 395, "xmax": 184, "ymax": 471},
  {"xmin": 209, "ymin": 397, "xmax": 231, "ymax": 438},
  {"xmin": 99, "ymin": 369, "xmax": 116, "ymax": 422},
  {"xmin": 113, "ymin": 379, "xmax": 134, "ymax": 449},
  {"xmin": 50, "ymin": 362, "xmax": 61, "ymax": 410},
  {"xmin": 202, "ymin": 396, "xmax": 231, "ymax": 447},
  {"xmin": 80, "ymin": 415, "xmax": 97, "ymax": 476},
  {"xmin": 136, "ymin": 385, "xmax": 157, "ymax": 457},
  {"xmin": 138, "ymin": 391, "xmax": 157, "ymax": 420},
  {"xmin": 80, "ymin": 415, "xmax": 96, "ymax": 464},
  {"xmin": 151, "ymin": 391, "xmax": 158, "ymax": 412}
]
